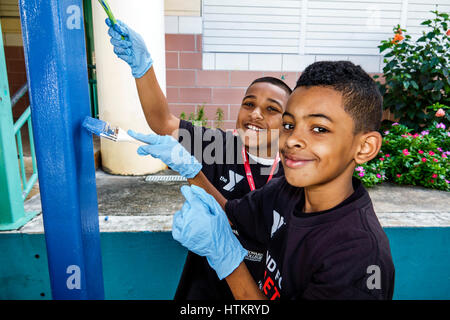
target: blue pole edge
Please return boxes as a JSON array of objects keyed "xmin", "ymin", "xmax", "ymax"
[{"xmin": 18, "ymin": 0, "xmax": 104, "ymax": 299}]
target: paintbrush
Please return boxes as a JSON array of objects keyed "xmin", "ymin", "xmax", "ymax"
[
  {"xmin": 82, "ymin": 116, "xmax": 138, "ymax": 143},
  {"xmin": 98, "ymin": 0, "xmax": 124, "ymax": 39}
]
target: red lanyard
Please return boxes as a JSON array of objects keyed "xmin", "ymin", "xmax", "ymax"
[{"xmin": 241, "ymin": 146, "xmax": 280, "ymax": 191}]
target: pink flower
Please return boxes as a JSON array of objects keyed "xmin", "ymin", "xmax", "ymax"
[
  {"xmin": 432, "ymin": 173, "xmax": 438, "ymax": 178},
  {"xmin": 429, "ymin": 151, "xmax": 435, "ymax": 156},
  {"xmin": 436, "ymin": 123, "xmax": 446, "ymax": 129},
  {"xmin": 402, "ymin": 149, "xmax": 410, "ymax": 156},
  {"xmin": 355, "ymin": 166, "xmax": 364, "ymax": 172},
  {"xmin": 385, "ymin": 154, "xmax": 390, "ymax": 157},
  {"xmin": 430, "ymin": 179, "xmax": 435, "ymax": 184},
  {"xmin": 384, "ymin": 131, "xmax": 390, "ymax": 135},
  {"xmin": 421, "ymin": 130, "xmax": 430, "ymax": 136},
  {"xmin": 433, "ymin": 158, "xmax": 438, "ymax": 162},
  {"xmin": 392, "ymin": 122, "xmax": 399, "ymax": 126},
  {"xmin": 413, "ymin": 133, "xmax": 420, "ymax": 138},
  {"xmin": 396, "ymin": 174, "xmax": 402, "ymax": 178},
  {"xmin": 422, "ymin": 158, "xmax": 427, "ymax": 162},
  {"xmin": 443, "ymin": 154, "xmax": 448, "ymax": 159},
  {"xmin": 401, "ymin": 134, "xmax": 408, "ymax": 138},
  {"xmin": 437, "ymin": 148, "xmax": 443, "ymax": 152},
  {"xmin": 418, "ymin": 150, "xmax": 424, "ymax": 154},
  {"xmin": 435, "ymin": 108, "xmax": 445, "ymax": 117},
  {"xmin": 379, "ymin": 157, "xmax": 385, "ymax": 161},
  {"xmin": 376, "ymin": 174, "xmax": 382, "ymax": 178},
  {"xmin": 359, "ymin": 172, "xmax": 365, "ymax": 177}
]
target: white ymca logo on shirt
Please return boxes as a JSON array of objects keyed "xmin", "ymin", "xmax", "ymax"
[
  {"xmin": 271, "ymin": 210, "xmax": 285, "ymax": 238},
  {"xmin": 222, "ymin": 170, "xmax": 244, "ymax": 192}
]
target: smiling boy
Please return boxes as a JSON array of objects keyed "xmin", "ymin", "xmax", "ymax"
[
  {"xmin": 105, "ymin": 19, "xmax": 292, "ymax": 299},
  {"xmin": 172, "ymin": 61, "xmax": 395, "ymax": 300}
]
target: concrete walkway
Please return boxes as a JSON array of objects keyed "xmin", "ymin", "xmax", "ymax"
[{"xmin": 10, "ymin": 168, "xmax": 450, "ymax": 234}]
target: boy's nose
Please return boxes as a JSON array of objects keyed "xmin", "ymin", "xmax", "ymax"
[
  {"xmin": 285, "ymin": 132, "xmax": 306, "ymax": 149},
  {"xmin": 250, "ymin": 107, "xmax": 263, "ymax": 120}
]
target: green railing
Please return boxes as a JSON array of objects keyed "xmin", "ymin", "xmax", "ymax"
[
  {"xmin": 0, "ymin": 20, "xmax": 38, "ymax": 230},
  {"xmin": 11, "ymin": 84, "xmax": 38, "ymax": 200}
]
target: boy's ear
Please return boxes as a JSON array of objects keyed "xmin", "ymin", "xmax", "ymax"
[{"xmin": 354, "ymin": 131, "xmax": 382, "ymax": 164}]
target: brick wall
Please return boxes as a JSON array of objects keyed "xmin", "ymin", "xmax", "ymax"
[
  {"xmin": 165, "ymin": 34, "xmax": 393, "ymax": 129},
  {"xmin": 165, "ymin": 33, "xmax": 301, "ymax": 130},
  {"xmin": 4, "ymin": 34, "xmax": 393, "ymax": 131}
]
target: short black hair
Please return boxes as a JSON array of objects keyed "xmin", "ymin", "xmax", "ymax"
[
  {"xmin": 295, "ymin": 61, "xmax": 382, "ymax": 133},
  {"xmin": 249, "ymin": 76, "xmax": 292, "ymax": 96}
]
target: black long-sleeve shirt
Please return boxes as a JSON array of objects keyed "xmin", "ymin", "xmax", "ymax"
[
  {"xmin": 174, "ymin": 120, "xmax": 284, "ymax": 300},
  {"xmin": 225, "ymin": 176, "xmax": 395, "ymax": 300}
]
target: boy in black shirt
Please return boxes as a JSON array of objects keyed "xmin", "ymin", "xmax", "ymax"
[
  {"xmin": 172, "ymin": 61, "xmax": 395, "ymax": 299},
  {"xmin": 105, "ymin": 19, "xmax": 292, "ymax": 299}
]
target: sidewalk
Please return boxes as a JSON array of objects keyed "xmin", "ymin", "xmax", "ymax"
[{"xmin": 13, "ymin": 168, "xmax": 450, "ymax": 234}]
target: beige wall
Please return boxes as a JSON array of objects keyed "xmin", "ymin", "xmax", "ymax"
[
  {"xmin": 165, "ymin": 0, "xmax": 201, "ymax": 16},
  {"xmin": 0, "ymin": 18, "xmax": 22, "ymax": 46}
]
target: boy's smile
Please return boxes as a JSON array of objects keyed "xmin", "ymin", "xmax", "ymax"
[
  {"xmin": 279, "ymin": 86, "xmax": 359, "ymax": 190},
  {"xmin": 236, "ymin": 82, "xmax": 288, "ymax": 158}
]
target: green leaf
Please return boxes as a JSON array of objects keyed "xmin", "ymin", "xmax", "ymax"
[
  {"xmin": 410, "ymin": 80, "xmax": 419, "ymax": 90},
  {"xmin": 423, "ymin": 82, "xmax": 434, "ymax": 90},
  {"xmin": 434, "ymin": 81, "xmax": 444, "ymax": 91},
  {"xmin": 417, "ymin": 36, "xmax": 427, "ymax": 42},
  {"xmin": 431, "ymin": 91, "xmax": 442, "ymax": 101},
  {"xmin": 403, "ymin": 81, "xmax": 410, "ymax": 90}
]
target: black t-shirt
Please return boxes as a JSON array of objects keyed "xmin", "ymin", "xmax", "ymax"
[
  {"xmin": 174, "ymin": 120, "xmax": 284, "ymax": 300},
  {"xmin": 225, "ymin": 176, "xmax": 395, "ymax": 300}
]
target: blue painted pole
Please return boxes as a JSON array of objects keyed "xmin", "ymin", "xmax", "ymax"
[{"xmin": 18, "ymin": 0, "xmax": 104, "ymax": 299}]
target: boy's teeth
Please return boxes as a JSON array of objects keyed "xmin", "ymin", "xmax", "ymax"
[{"xmin": 247, "ymin": 125, "xmax": 261, "ymax": 131}]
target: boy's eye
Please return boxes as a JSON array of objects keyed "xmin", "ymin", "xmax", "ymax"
[
  {"xmin": 312, "ymin": 127, "xmax": 329, "ymax": 134},
  {"xmin": 282, "ymin": 123, "xmax": 294, "ymax": 130},
  {"xmin": 267, "ymin": 106, "xmax": 280, "ymax": 113},
  {"xmin": 243, "ymin": 101, "xmax": 254, "ymax": 108}
]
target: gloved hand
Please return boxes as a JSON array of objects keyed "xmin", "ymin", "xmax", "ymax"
[
  {"xmin": 127, "ymin": 130, "xmax": 202, "ymax": 179},
  {"xmin": 106, "ymin": 18, "xmax": 153, "ymax": 78},
  {"xmin": 172, "ymin": 185, "xmax": 247, "ymax": 280}
]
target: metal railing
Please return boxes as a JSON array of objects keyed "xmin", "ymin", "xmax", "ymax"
[{"xmin": 11, "ymin": 84, "xmax": 38, "ymax": 200}]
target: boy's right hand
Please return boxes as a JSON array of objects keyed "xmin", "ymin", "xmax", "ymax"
[
  {"xmin": 106, "ymin": 18, "xmax": 153, "ymax": 78},
  {"xmin": 172, "ymin": 185, "xmax": 248, "ymax": 280},
  {"xmin": 127, "ymin": 130, "xmax": 202, "ymax": 179}
]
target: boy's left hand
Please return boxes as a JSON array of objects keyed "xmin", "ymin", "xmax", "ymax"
[
  {"xmin": 172, "ymin": 185, "xmax": 248, "ymax": 280},
  {"xmin": 128, "ymin": 130, "xmax": 202, "ymax": 179}
]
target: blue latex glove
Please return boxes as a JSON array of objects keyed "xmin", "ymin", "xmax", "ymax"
[
  {"xmin": 127, "ymin": 130, "xmax": 202, "ymax": 179},
  {"xmin": 106, "ymin": 18, "xmax": 153, "ymax": 78},
  {"xmin": 172, "ymin": 185, "xmax": 247, "ymax": 280}
]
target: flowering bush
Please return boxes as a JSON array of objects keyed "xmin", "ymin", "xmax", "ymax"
[
  {"xmin": 374, "ymin": 10, "xmax": 450, "ymax": 131},
  {"xmin": 354, "ymin": 122, "xmax": 449, "ymax": 191}
]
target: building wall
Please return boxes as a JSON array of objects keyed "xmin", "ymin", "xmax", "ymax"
[
  {"xmin": 164, "ymin": 17, "xmax": 390, "ymax": 128},
  {"xmin": 9, "ymin": 0, "xmax": 445, "ymax": 125},
  {"xmin": 1, "ymin": 227, "xmax": 449, "ymax": 299},
  {"xmin": 165, "ymin": 0, "xmax": 201, "ymax": 16}
]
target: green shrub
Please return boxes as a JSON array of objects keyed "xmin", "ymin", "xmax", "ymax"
[
  {"xmin": 354, "ymin": 121, "xmax": 449, "ymax": 191},
  {"xmin": 375, "ymin": 10, "xmax": 450, "ymax": 131},
  {"xmin": 180, "ymin": 105, "xmax": 225, "ymax": 128}
]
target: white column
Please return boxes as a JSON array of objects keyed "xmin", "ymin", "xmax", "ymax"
[{"xmin": 91, "ymin": 0, "xmax": 167, "ymax": 175}]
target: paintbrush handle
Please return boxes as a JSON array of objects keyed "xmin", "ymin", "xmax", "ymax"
[{"xmin": 116, "ymin": 128, "xmax": 141, "ymax": 143}]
